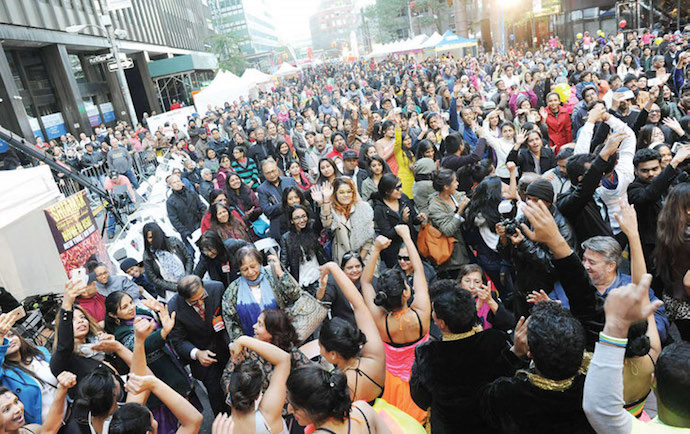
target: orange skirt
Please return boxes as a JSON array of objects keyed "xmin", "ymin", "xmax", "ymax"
[{"xmin": 381, "ymin": 370, "xmax": 428, "ymax": 423}]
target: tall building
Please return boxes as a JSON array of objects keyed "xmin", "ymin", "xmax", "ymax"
[
  {"xmin": 309, "ymin": 0, "xmax": 361, "ymax": 57},
  {"xmin": 0, "ymin": 0, "xmax": 216, "ymax": 142},
  {"xmin": 208, "ymin": 0, "xmax": 280, "ymax": 63}
]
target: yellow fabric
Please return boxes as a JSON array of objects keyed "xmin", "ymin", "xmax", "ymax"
[
  {"xmin": 381, "ymin": 370, "xmax": 428, "ymax": 423},
  {"xmin": 394, "ymin": 127, "xmax": 415, "ymax": 198},
  {"xmin": 631, "ymin": 417, "xmax": 690, "ymax": 433}
]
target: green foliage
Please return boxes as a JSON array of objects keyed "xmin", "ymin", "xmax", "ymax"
[
  {"xmin": 206, "ymin": 30, "xmax": 248, "ymax": 75},
  {"xmin": 364, "ymin": 0, "xmax": 408, "ymax": 43}
]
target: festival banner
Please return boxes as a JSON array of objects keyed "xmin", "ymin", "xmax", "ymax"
[{"xmin": 44, "ymin": 191, "xmax": 112, "ymax": 278}]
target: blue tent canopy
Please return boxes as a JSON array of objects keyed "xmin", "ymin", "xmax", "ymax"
[{"xmin": 434, "ymin": 30, "xmax": 478, "ymax": 51}]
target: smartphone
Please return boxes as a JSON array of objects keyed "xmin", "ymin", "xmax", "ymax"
[
  {"xmin": 71, "ymin": 267, "xmax": 88, "ymax": 287},
  {"xmin": 8, "ymin": 306, "xmax": 25, "ymax": 323}
]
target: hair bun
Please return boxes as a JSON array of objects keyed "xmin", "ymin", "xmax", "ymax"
[{"xmin": 373, "ymin": 291, "xmax": 388, "ymax": 306}]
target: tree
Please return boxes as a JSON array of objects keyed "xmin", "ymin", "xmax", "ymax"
[
  {"xmin": 206, "ymin": 29, "xmax": 248, "ymax": 75},
  {"xmin": 414, "ymin": 0, "xmax": 451, "ymax": 34},
  {"xmin": 364, "ymin": 0, "xmax": 409, "ymax": 43}
]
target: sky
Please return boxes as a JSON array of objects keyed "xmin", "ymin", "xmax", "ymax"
[{"xmin": 268, "ymin": 0, "xmax": 374, "ymax": 45}]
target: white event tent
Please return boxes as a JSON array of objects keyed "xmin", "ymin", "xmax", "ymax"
[{"xmin": 193, "ymin": 69, "xmax": 249, "ymax": 112}]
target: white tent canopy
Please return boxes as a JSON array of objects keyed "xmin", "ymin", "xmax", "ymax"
[
  {"xmin": 241, "ymin": 68, "xmax": 273, "ymax": 86},
  {"xmin": 368, "ymin": 34, "xmax": 428, "ymax": 58},
  {"xmin": 273, "ymin": 62, "xmax": 299, "ymax": 77},
  {"xmin": 422, "ymin": 31, "xmax": 443, "ymax": 49},
  {"xmin": 193, "ymin": 69, "xmax": 249, "ymax": 112}
]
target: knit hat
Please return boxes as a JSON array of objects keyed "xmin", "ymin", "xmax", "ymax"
[
  {"xmin": 623, "ymin": 73, "xmax": 638, "ymax": 84},
  {"xmin": 343, "ymin": 149, "xmax": 358, "ymax": 160},
  {"xmin": 525, "ymin": 179, "xmax": 555, "ymax": 204},
  {"xmin": 414, "ymin": 157, "xmax": 435, "ymax": 176},
  {"xmin": 120, "ymin": 257, "xmax": 142, "ymax": 273}
]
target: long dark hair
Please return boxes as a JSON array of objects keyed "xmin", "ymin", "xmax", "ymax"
[
  {"xmin": 197, "ymin": 230, "xmax": 229, "ymax": 262},
  {"xmin": 465, "ymin": 176, "xmax": 503, "ymax": 232},
  {"xmin": 143, "ymin": 222, "xmax": 170, "ymax": 253},
  {"xmin": 210, "ymin": 203, "xmax": 245, "ymax": 234},
  {"xmin": 104, "ymin": 291, "xmax": 131, "ymax": 334},
  {"xmin": 373, "ymin": 173, "xmax": 400, "ymax": 201},
  {"xmin": 262, "ymin": 308, "xmax": 298, "ymax": 351},
  {"xmin": 281, "ymin": 186, "xmax": 308, "ymax": 215},
  {"xmin": 656, "ymin": 183, "xmax": 690, "ymax": 283},
  {"xmin": 415, "ymin": 139, "xmax": 435, "ymax": 160},
  {"xmin": 225, "ymin": 172, "xmax": 253, "ymax": 209},
  {"xmin": 316, "ymin": 157, "xmax": 342, "ymax": 185},
  {"xmin": 319, "ymin": 317, "xmax": 366, "ymax": 360},
  {"xmin": 286, "ymin": 366, "xmax": 351, "ymax": 426},
  {"xmin": 287, "ymin": 205, "xmax": 321, "ymax": 263},
  {"xmin": 1, "ymin": 330, "xmax": 48, "ymax": 386}
]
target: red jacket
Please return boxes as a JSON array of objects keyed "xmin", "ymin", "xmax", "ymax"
[{"xmin": 545, "ymin": 109, "xmax": 572, "ymax": 154}]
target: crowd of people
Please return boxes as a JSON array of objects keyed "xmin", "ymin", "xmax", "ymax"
[{"xmin": 1, "ymin": 26, "xmax": 690, "ymax": 434}]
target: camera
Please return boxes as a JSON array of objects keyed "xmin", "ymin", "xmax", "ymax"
[
  {"xmin": 498, "ymin": 199, "xmax": 518, "ymax": 236},
  {"xmin": 501, "ymin": 218, "xmax": 520, "ymax": 236}
]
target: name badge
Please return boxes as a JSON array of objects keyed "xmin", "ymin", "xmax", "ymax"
[
  {"xmin": 221, "ymin": 263, "xmax": 231, "ymax": 273},
  {"xmin": 212, "ymin": 315, "xmax": 225, "ymax": 332}
]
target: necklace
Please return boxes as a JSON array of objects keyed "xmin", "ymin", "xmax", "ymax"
[
  {"xmin": 522, "ymin": 371, "xmax": 574, "ymax": 392},
  {"xmin": 441, "ymin": 325, "xmax": 483, "ymax": 341}
]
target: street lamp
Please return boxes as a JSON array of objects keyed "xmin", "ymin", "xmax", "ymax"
[{"xmin": 66, "ymin": 13, "xmax": 138, "ymax": 126}]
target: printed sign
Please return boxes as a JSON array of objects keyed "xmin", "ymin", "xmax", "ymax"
[{"xmin": 44, "ymin": 191, "xmax": 112, "ymax": 278}]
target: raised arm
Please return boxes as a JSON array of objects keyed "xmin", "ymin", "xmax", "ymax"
[
  {"xmin": 360, "ymin": 236, "xmax": 388, "ymax": 324},
  {"xmin": 126, "ymin": 374, "xmax": 203, "ymax": 434},
  {"xmin": 395, "ymin": 225, "xmax": 430, "ymax": 327},
  {"xmin": 42, "ymin": 372, "xmax": 77, "ymax": 434},
  {"xmin": 231, "ymin": 336, "xmax": 290, "ymax": 433},
  {"xmin": 320, "ymin": 262, "xmax": 385, "ymax": 362}
]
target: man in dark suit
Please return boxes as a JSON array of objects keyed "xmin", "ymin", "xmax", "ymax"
[{"xmin": 168, "ymin": 275, "xmax": 229, "ymax": 415}]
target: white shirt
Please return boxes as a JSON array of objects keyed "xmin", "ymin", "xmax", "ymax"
[{"xmin": 575, "ymin": 116, "xmax": 635, "ymax": 233}]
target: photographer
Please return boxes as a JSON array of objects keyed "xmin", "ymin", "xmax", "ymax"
[
  {"xmin": 104, "ymin": 170, "xmax": 136, "ymax": 240},
  {"xmin": 497, "ymin": 179, "xmax": 575, "ymax": 318}
]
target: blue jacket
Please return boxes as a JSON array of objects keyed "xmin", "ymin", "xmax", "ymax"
[
  {"xmin": 0, "ymin": 339, "xmax": 52, "ymax": 424},
  {"xmin": 257, "ymin": 177, "xmax": 297, "ymax": 240},
  {"xmin": 549, "ymin": 272, "xmax": 670, "ymax": 341}
]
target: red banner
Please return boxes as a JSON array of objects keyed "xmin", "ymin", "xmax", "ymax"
[{"xmin": 44, "ymin": 191, "xmax": 112, "ymax": 278}]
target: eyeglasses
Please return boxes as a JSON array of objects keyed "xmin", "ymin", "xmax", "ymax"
[
  {"xmin": 397, "ymin": 255, "xmax": 411, "ymax": 261},
  {"xmin": 186, "ymin": 290, "xmax": 208, "ymax": 307},
  {"xmin": 201, "ymin": 247, "xmax": 218, "ymax": 256},
  {"xmin": 337, "ymin": 189, "xmax": 353, "ymax": 195}
]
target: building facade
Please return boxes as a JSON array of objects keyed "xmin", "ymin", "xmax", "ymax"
[
  {"xmin": 208, "ymin": 0, "xmax": 280, "ymax": 61},
  {"xmin": 0, "ymin": 0, "xmax": 216, "ymax": 142},
  {"xmin": 309, "ymin": 0, "xmax": 361, "ymax": 58}
]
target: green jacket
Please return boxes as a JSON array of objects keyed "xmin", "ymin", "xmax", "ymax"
[
  {"xmin": 427, "ymin": 191, "xmax": 470, "ymax": 270},
  {"xmin": 222, "ymin": 266, "xmax": 301, "ymax": 342}
]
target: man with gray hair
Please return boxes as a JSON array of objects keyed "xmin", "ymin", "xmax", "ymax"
[
  {"xmin": 199, "ymin": 168, "xmax": 215, "ymax": 201},
  {"xmin": 548, "ymin": 235, "xmax": 669, "ymax": 341}
]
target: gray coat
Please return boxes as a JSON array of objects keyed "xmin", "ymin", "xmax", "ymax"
[{"xmin": 427, "ymin": 191, "xmax": 470, "ymax": 270}]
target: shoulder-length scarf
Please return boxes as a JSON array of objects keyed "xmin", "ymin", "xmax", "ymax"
[{"xmin": 236, "ymin": 268, "xmax": 278, "ymax": 336}]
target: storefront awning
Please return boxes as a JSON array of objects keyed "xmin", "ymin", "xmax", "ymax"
[{"xmin": 148, "ymin": 53, "xmax": 218, "ymax": 79}]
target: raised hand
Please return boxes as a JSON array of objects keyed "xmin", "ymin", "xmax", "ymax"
[
  {"xmin": 134, "ymin": 317, "xmax": 156, "ymax": 341},
  {"xmin": 373, "ymin": 235, "xmax": 392, "ymax": 251},
  {"xmin": 526, "ymin": 289, "xmax": 560, "ymax": 304},
  {"xmin": 321, "ymin": 180, "xmax": 333, "ymax": 201},
  {"xmin": 309, "ymin": 184, "xmax": 323, "ymax": 204},
  {"xmin": 510, "ymin": 316, "xmax": 530, "ymax": 358},
  {"xmin": 600, "ymin": 132, "xmax": 627, "ymax": 160},
  {"xmin": 56, "ymin": 371, "xmax": 78, "ymax": 390},
  {"xmin": 613, "ymin": 198, "xmax": 638, "ymax": 237},
  {"xmin": 662, "ymin": 117, "xmax": 684, "ymax": 136},
  {"xmin": 394, "ymin": 224, "xmax": 411, "ymax": 239},
  {"xmin": 125, "ymin": 374, "xmax": 157, "ymax": 395},
  {"xmin": 520, "ymin": 200, "xmax": 561, "ymax": 244},
  {"xmin": 515, "ymin": 128, "xmax": 527, "ymax": 144},
  {"xmin": 158, "ymin": 306, "xmax": 176, "ymax": 340},
  {"xmin": 62, "ymin": 280, "xmax": 86, "ymax": 310}
]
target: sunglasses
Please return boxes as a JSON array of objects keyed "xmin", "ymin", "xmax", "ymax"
[
  {"xmin": 397, "ymin": 255, "xmax": 410, "ymax": 261},
  {"xmin": 394, "ymin": 184, "xmax": 403, "ymax": 191},
  {"xmin": 341, "ymin": 251, "xmax": 362, "ymax": 263}
]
